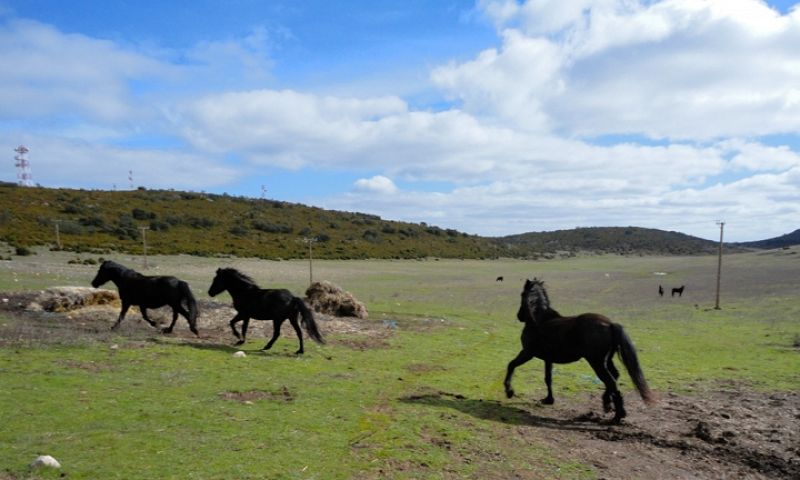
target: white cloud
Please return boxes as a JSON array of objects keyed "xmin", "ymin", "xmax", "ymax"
[
  {"xmin": 455, "ymin": 0, "xmax": 800, "ymax": 139},
  {"xmin": 353, "ymin": 175, "xmax": 398, "ymax": 194},
  {"xmin": 0, "ymin": 19, "xmax": 174, "ymax": 122}
]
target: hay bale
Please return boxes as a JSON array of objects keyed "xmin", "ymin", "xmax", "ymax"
[
  {"xmin": 305, "ymin": 281, "xmax": 368, "ymax": 319},
  {"xmin": 28, "ymin": 287, "xmax": 119, "ymax": 313}
]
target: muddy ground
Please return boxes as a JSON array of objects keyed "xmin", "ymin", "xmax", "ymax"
[{"xmin": 1, "ymin": 291, "xmax": 798, "ymax": 479}]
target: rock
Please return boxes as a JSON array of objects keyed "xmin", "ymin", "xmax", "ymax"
[
  {"xmin": 233, "ymin": 351, "xmax": 246, "ymax": 358},
  {"xmin": 305, "ymin": 281, "xmax": 368, "ymax": 319},
  {"xmin": 30, "ymin": 455, "xmax": 61, "ymax": 469}
]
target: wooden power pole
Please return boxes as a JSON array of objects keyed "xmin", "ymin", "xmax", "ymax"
[{"xmin": 715, "ymin": 221, "xmax": 724, "ymax": 310}]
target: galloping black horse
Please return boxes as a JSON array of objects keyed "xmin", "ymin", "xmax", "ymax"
[
  {"xmin": 91, "ymin": 260, "xmax": 199, "ymax": 335},
  {"xmin": 208, "ymin": 268, "xmax": 324, "ymax": 354},
  {"xmin": 504, "ymin": 278, "xmax": 654, "ymax": 423}
]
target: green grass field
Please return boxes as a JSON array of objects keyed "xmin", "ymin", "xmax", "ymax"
[{"xmin": 1, "ymin": 249, "xmax": 798, "ymax": 478}]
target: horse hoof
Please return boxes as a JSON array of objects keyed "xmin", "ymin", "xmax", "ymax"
[
  {"xmin": 235, "ymin": 340, "xmax": 245, "ymax": 346},
  {"xmin": 161, "ymin": 328, "xmax": 173, "ymax": 334},
  {"xmin": 295, "ymin": 350, "xmax": 304, "ymax": 355},
  {"xmin": 505, "ymin": 389, "xmax": 515, "ymax": 399},
  {"xmin": 541, "ymin": 397, "xmax": 555, "ymax": 405}
]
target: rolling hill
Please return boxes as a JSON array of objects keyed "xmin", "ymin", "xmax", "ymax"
[{"xmin": 0, "ymin": 184, "xmax": 793, "ymax": 259}]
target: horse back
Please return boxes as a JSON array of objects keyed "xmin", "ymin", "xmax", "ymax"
[
  {"xmin": 525, "ymin": 313, "xmax": 614, "ymax": 363},
  {"xmin": 234, "ymin": 288, "xmax": 296, "ymax": 320},
  {"xmin": 119, "ymin": 274, "xmax": 186, "ymax": 308}
]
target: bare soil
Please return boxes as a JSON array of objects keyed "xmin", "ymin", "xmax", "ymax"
[{"xmin": 2, "ymin": 290, "xmax": 798, "ymax": 479}]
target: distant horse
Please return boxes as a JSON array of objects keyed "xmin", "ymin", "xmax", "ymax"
[
  {"xmin": 91, "ymin": 260, "xmax": 198, "ymax": 335},
  {"xmin": 504, "ymin": 278, "xmax": 654, "ymax": 424},
  {"xmin": 658, "ymin": 285, "xmax": 664, "ymax": 297},
  {"xmin": 496, "ymin": 276, "xmax": 504, "ymax": 282},
  {"xmin": 208, "ymin": 268, "xmax": 324, "ymax": 354},
  {"xmin": 671, "ymin": 285, "xmax": 685, "ymax": 297}
]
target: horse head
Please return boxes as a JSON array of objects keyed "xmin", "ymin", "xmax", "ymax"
[
  {"xmin": 208, "ymin": 268, "xmax": 227, "ymax": 297},
  {"xmin": 517, "ymin": 278, "xmax": 550, "ymax": 323},
  {"xmin": 91, "ymin": 260, "xmax": 120, "ymax": 288}
]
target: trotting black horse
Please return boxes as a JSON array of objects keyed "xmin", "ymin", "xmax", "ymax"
[
  {"xmin": 91, "ymin": 260, "xmax": 199, "ymax": 335},
  {"xmin": 504, "ymin": 278, "xmax": 654, "ymax": 423},
  {"xmin": 207, "ymin": 268, "xmax": 324, "ymax": 354}
]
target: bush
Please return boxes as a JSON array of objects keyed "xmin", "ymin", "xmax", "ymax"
[
  {"xmin": 252, "ymin": 220, "xmax": 293, "ymax": 234},
  {"xmin": 15, "ymin": 246, "xmax": 33, "ymax": 256}
]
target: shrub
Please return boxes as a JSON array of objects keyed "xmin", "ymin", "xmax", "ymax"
[
  {"xmin": 252, "ymin": 220, "xmax": 293, "ymax": 234},
  {"xmin": 15, "ymin": 246, "xmax": 33, "ymax": 256}
]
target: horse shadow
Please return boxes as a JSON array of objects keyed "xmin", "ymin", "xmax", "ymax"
[{"xmin": 399, "ymin": 391, "xmax": 611, "ymax": 432}]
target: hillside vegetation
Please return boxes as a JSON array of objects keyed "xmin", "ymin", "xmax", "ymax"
[
  {"xmin": 497, "ymin": 226, "xmax": 727, "ymax": 256},
  {"xmin": 0, "ymin": 185, "xmax": 782, "ymax": 259},
  {"xmin": 0, "ymin": 185, "xmax": 503, "ymax": 259}
]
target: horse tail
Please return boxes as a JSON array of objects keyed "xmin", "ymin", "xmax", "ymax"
[
  {"xmin": 180, "ymin": 281, "xmax": 199, "ymax": 334},
  {"xmin": 612, "ymin": 323, "xmax": 655, "ymax": 405},
  {"xmin": 293, "ymin": 297, "xmax": 325, "ymax": 344}
]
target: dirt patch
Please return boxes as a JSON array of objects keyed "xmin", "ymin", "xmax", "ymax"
[
  {"xmin": 219, "ymin": 387, "xmax": 294, "ymax": 403},
  {"xmin": 0, "ymin": 290, "xmax": 399, "ymax": 349},
  {"xmin": 402, "ymin": 386, "xmax": 800, "ymax": 479}
]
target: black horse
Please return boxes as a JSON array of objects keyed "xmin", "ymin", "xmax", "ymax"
[
  {"xmin": 671, "ymin": 285, "xmax": 685, "ymax": 297},
  {"xmin": 91, "ymin": 260, "xmax": 199, "ymax": 335},
  {"xmin": 504, "ymin": 278, "xmax": 654, "ymax": 423},
  {"xmin": 208, "ymin": 268, "xmax": 324, "ymax": 354},
  {"xmin": 658, "ymin": 285, "xmax": 664, "ymax": 297}
]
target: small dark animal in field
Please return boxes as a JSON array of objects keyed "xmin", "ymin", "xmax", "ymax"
[
  {"xmin": 496, "ymin": 276, "xmax": 504, "ymax": 282},
  {"xmin": 208, "ymin": 268, "xmax": 324, "ymax": 354},
  {"xmin": 90, "ymin": 260, "xmax": 198, "ymax": 335},
  {"xmin": 658, "ymin": 285, "xmax": 664, "ymax": 297},
  {"xmin": 504, "ymin": 278, "xmax": 654, "ymax": 424},
  {"xmin": 671, "ymin": 285, "xmax": 685, "ymax": 297}
]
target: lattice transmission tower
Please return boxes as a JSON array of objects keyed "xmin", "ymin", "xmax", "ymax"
[{"xmin": 14, "ymin": 145, "xmax": 33, "ymax": 186}]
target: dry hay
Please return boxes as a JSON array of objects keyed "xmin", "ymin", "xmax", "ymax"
[
  {"xmin": 305, "ymin": 280, "xmax": 368, "ymax": 319},
  {"xmin": 26, "ymin": 287, "xmax": 119, "ymax": 313}
]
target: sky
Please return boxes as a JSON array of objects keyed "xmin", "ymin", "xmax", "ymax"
[{"xmin": 1, "ymin": 0, "xmax": 799, "ymax": 242}]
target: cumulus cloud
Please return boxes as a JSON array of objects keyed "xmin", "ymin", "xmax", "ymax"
[
  {"xmin": 451, "ymin": 0, "xmax": 800, "ymax": 139},
  {"xmin": 353, "ymin": 175, "xmax": 399, "ymax": 194}
]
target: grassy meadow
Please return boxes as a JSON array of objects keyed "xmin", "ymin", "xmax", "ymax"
[{"xmin": 0, "ymin": 248, "xmax": 798, "ymax": 479}]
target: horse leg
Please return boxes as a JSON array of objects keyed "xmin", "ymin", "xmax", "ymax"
[
  {"xmin": 262, "ymin": 319, "xmax": 283, "ymax": 351},
  {"xmin": 111, "ymin": 303, "xmax": 130, "ymax": 330},
  {"xmin": 589, "ymin": 357, "xmax": 625, "ymax": 423},
  {"xmin": 169, "ymin": 305, "xmax": 198, "ymax": 335},
  {"xmin": 288, "ymin": 316, "xmax": 304, "ymax": 355},
  {"xmin": 140, "ymin": 308, "xmax": 158, "ymax": 328},
  {"xmin": 504, "ymin": 349, "xmax": 535, "ymax": 399},
  {"xmin": 162, "ymin": 308, "xmax": 179, "ymax": 334},
  {"xmin": 542, "ymin": 360, "xmax": 555, "ymax": 405},
  {"xmin": 229, "ymin": 315, "xmax": 245, "ymax": 345},
  {"xmin": 239, "ymin": 318, "xmax": 251, "ymax": 346},
  {"xmin": 607, "ymin": 356, "xmax": 620, "ymax": 381}
]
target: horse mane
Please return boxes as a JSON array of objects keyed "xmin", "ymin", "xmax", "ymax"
[
  {"xmin": 219, "ymin": 268, "xmax": 259, "ymax": 287},
  {"xmin": 101, "ymin": 260, "xmax": 140, "ymax": 277},
  {"xmin": 524, "ymin": 278, "xmax": 560, "ymax": 320}
]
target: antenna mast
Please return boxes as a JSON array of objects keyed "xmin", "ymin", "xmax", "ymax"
[{"xmin": 14, "ymin": 145, "xmax": 33, "ymax": 186}]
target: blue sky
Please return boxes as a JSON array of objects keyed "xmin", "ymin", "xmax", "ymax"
[{"xmin": 1, "ymin": 0, "xmax": 799, "ymax": 242}]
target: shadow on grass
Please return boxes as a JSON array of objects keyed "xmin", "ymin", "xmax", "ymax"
[
  {"xmin": 400, "ymin": 391, "xmax": 609, "ymax": 432},
  {"xmin": 159, "ymin": 338, "xmax": 306, "ymax": 358}
]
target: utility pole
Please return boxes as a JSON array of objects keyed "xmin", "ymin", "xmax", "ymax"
[
  {"xmin": 54, "ymin": 220, "xmax": 62, "ymax": 250},
  {"xmin": 300, "ymin": 237, "xmax": 317, "ymax": 285},
  {"xmin": 139, "ymin": 226, "xmax": 150, "ymax": 269},
  {"xmin": 715, "ymin": 221, "xmax": 724, "ymax": 310}
]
